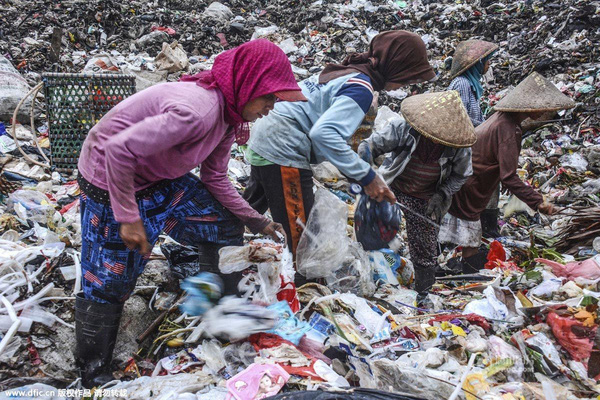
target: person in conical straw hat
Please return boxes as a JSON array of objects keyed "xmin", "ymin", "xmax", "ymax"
[
  {"xmin": 448, "ymin": 39, "xmax": 501, "ymax": 241},
  {"xmin": 439, "ymin": 72, "xmax": 576, "ymax": 273},
  {"xmin": 358, "ymin": 90, "xmax": 475, "ymax": 294},
  {"xmin": 448, "ymin": 39, "xmax": 498, "ymax": 127}
]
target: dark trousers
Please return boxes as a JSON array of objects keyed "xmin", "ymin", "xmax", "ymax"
[{"xmin": 243, "ymin": 165, "xmax": 314, "ymax": 254}]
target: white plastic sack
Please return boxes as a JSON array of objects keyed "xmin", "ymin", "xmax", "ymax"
[
  {"xmin": 560, "ymin": 153, "xmax": 588, "ymax": 172},
  {"xmin": 311, "ymin": 161, "xmax": 344, "ymax": 183},
  {"xmin": 278, "ymin": 38, "xmax": 298, "ymax": 54},
  {"xmin": 374, "ymin": 106, "xmax": 403, "ymax": 134},
  {"xmin": 82, "ymin": 54, "xmax": 121, "ymax": 74},
  {"xmin": 219, "ymin": 239, "xmax": 283, "ymax": 274},
  {"xmin": 203, "ymin": 2, "xmax": 233, "ymax": 21},
  {"xmin": 219, "ymin": 239, "xmax": 295, "ymax": 304},
  {"xmin": 529, "ymin": 272, "xmax": 562, "ymax": 298},
  {"xmin": 0, "ymin": 55, "xmax": 31, "ymax": 122},
  {"xmin": 503, "ymin": 195, "xmax": 535, "ymax": 218},
  {"xmin": 463, "ymin": 286, "xmax": 510, "ymax": 320}
]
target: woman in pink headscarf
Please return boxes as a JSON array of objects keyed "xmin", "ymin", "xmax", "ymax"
[{"xmin": 75, "ymin": 39, "xmax": 306, "ymax": 388}]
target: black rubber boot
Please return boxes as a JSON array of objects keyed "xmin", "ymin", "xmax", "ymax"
[
  {"xmin": 75, "ymin": 293, "xmax": 123, "ymax": 388},
  {"xmin": 198, "ymin": 242, "xmax": 242, "ymax": 296},
  {"xmin": 461, "ymin": 251, "xmax": 489, "ymax": 274},
  {"xmin": 414, "ymin": 265, "xmax": 436, "ymax": 295},
  {"xmin": 480, "ymin": 208, "xmax": 501, "ymax": 238}
]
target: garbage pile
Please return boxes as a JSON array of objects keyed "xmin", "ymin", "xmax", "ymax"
[{"xmin": 0, "ymin": 0, "xmax": 600, "ymax": 398}]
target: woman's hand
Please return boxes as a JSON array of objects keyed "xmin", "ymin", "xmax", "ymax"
[
  {"xmin": 262, "ymin": 221, "xmax": 287, "ymax": 244},
  {"xmin": 119, "ymin": 220, "xmax": 152, "ymax": 255},
  {"xmin": 538, "ymin": 202, "xmax": 558, "ymax": 215},
  {"xmin": 364, "ymin": 175, "xmax": 396, "ymax": 204}
]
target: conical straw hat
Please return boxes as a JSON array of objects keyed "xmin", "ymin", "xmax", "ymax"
[
  {"xmin": 450, "ymin": 40, "xmax": 498, "ymax": 79},
  {"xmin": 401, "ymin": 91, "xmax": 476, "ymax": 148},
  {"xmin": 493, "ymin": 72, "xmax": 576, "ymax": 112}
]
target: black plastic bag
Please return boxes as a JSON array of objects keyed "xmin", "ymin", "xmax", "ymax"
[{"xmin": 354, "ymin": 193, "xmax": 402, "ymax": 251}]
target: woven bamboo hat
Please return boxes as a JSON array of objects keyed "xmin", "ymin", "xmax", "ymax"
[
  {"xmin": 450, "ymin": 40, "xmax": 498, "ymax": 79},
  {"xmin": 493, "ymin": 72, "xmax": 576, "ymax": 112},
  {"xmin": 401, "ymin": 91, "xmax": 476, "ymax": 148}
]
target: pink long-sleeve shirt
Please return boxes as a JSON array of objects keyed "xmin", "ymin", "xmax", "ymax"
[{"xmin": 78, "ymin": 82, "xmax": 270, "ymax": 232}]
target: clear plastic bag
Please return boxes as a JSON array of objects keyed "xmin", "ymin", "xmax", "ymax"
[
  {"xmin": 296, "ymin": 189, "xmax": 350, "ymax": 279},
  {"xmin": 8, "ymin": 189, "xmax": 58, "ymax": 224},
  {"xmin": 325, "ymin": 242, "xmax": 375, "ymax": 296},
  {"xmin": 296, "ymin": 189, "xmax": 375, "ymax": 296},
  {"xmin": 220, "ymin": 239, "xmax": 297, "ymax": 306}
]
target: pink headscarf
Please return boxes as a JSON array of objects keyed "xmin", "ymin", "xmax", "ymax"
[{"xmin": 181, "ymin": 39, "xmax": 302, "ymax": 145}]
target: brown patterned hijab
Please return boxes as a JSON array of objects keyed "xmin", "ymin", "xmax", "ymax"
[{"xmin": 319, "ymin": 30, "xmax": 435, "ymax": 91}]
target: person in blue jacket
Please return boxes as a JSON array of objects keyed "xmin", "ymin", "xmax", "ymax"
[{"xmin": 243, "ymin": 30, "xmax": 436, "ymax": 255}]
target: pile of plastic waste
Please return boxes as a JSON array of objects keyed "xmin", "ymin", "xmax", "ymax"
[{"xmin": 0, "ymin": 0, "xmax": 599, "ymax": 398}]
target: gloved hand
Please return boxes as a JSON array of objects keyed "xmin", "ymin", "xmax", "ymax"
[
  {"xmin": 425, "ymin": 192, "xmax": 448, "ymax": 224},
  {"xmin": 357, "ymin": 142, "xmax": 373, "ymax": 165}
]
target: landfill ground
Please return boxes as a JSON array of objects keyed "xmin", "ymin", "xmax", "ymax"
[{"xmin": 0, "ymin": 0, "xmax": 600, "ymax": 399}]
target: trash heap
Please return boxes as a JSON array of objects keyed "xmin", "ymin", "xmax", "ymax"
[{"xmin": 0, "ymin": 0, "xmax": 600, "ymax": 398}]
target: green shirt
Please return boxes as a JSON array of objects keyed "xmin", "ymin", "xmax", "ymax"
[{"xmin": 245, "ymin": 147, "xmax": 274, "ymax": 166}]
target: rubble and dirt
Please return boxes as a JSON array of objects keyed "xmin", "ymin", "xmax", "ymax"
[{"xmin": 0, "ymin": 0, "xmax": 600, "ymax": 399}]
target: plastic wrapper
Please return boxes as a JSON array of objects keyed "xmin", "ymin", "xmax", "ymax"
[
  {"xmin": 199, "ymin": 339, "xmax": 227, "ymax": 374},
  {"xmin": 339, "ymin": 293, "xmax": 389, "ymax": 336},
  {"xmin": 161, "ymin": 243, "xmax": 202, "ymax": 280},
  {"xmin": 265, "ymin": 301, "xmax": 312, "ymax": 345},
  {"xmin": 536, "ymin": 255, "xmax": 600, "ymax": 281},
  {"xmin": 0, "ymin": 55, "xmax": 31, "ymax": 122},
  {"xmin": 354, "ymin": 194, "xmax": 402, "ymax": 251},
  {"xmin": 368, "ymin": 249, "xmax": 414, "ymax": 286},
  {"xmin": 313, "ymin": 359, "xmax": 350, "ymax": 387},
  {"xmin": 369, "ymin": 358, "xmax": 456, "ymax": 399},
  {"xmin": 311, "ymin": 161, "xmax": 344, "ymax": 183},
  {"xmin": 487, "ymin": 335, "xmax": 524, "ymax": 381},
  {"xmin": 267, "ymin": 389, "xmax": 425, "ymax": 399},
  {"xmin": 226, "ymin": 363, "xmax": 289, "ymax": 400},
  {"xmin": 524, "ymin": 332, "xmax": 564, "ymax": 369},
  {"xmin": 222, "ymin": 342, "xmax": 257, "ymax": 373},
  {"xmin": 560, "ymin": 153, "xmax": 589, "ymax": 172},
  {"xmin": 484, "ymin": 240, "xmax": 507, "ymax": 269},
  {"xmin": 155, "ymin": 346, "xmax": 204, "ymax": 375}
]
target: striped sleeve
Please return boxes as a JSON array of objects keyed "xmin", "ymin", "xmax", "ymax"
[
  {"xmin": 449, "ymin": 77, "xmax": 484, "ymax": 126},
  {"xmin": 335, "ymin": 74, "xmax": 374, "ymax": 114}
]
